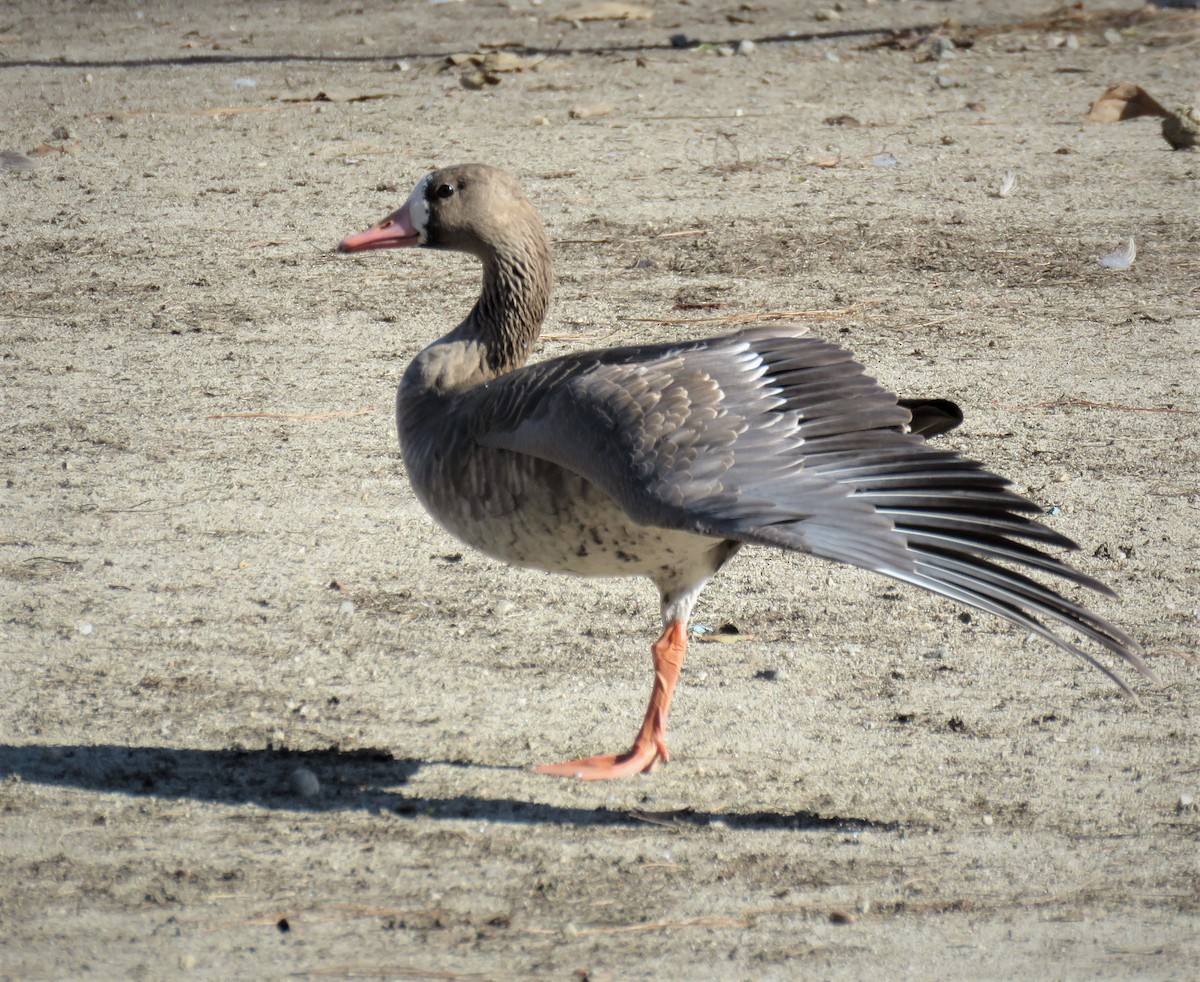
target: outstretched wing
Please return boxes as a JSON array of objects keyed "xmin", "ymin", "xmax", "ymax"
[{"xmin": 474, "ymin": 324, "xmax": 1156, "ymax": 698}]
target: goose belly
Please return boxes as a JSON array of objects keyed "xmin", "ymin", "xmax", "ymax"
[{"xmin": 406, "ymin": 445, "xmax": 713, "ymax": 577}]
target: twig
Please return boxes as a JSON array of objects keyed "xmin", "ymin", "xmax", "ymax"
[
  {"xmin": 205, "ymin": 407, "xmax": 376, "ymax": 421},
  {"xmin": 295, "ymin": 967, "xmax": 499, "ymax": 981},
  {"xmin": 1014, "ymin": 398, "xmax": 1200, "ymax": 416},
  {"xmin": 523, "ymin": 915, "xmax": 753, "ymax": 936},
  {"xmin": 631, "ymin": 303, "xmax": 873, "ymax": 326},
  {"xmin": 193, "ymin": 102, "xmax": 320, "ymax": 117},
  {"xmin": 1106, "ymin": 932, "xmax": 1198, "ymax": 957},
  {"xmin": 899, "ymin": 315, "xmax": 956, "ymax": 330},
  {"xmin": 633, "ymin": 112, "xmax": 783, "ymax": 120}
]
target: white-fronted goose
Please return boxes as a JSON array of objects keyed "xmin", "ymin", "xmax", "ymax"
[{"xmin": 338, "ymin": 164, "xmax": 1156, "ymax": 780}]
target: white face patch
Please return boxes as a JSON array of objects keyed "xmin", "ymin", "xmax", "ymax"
[{"xmin": 408, "ymin": 174, "xmax": 432, "ymax": 244}]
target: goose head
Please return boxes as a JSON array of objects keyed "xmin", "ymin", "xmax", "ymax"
[{"xmin": 338, "ymin": 163, "xmax": 545, "ymax": 263}]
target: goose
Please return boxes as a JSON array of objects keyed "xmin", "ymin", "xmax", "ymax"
[{"xmin": 338, "ymin": 163, "xmax": 1156, "ymax": 780}]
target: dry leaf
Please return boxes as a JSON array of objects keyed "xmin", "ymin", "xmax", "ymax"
[
  {"xmin": 557, "ymin": 2, "xmax": 654, "ymax": 22},
  {"xmin": 697, "ymin": 632, "xmax": 757, "ymax": 645},
  {"xmin": 1085, "ymin": 83, "xmax": 1171, "ymax": 123},
  {"xmin": 28, "ymin": 140, "xmax": 82, "ymax": 156},
  {"xmin": 481, "ymin": 51, "xmax": 544, "ymax": 72},
  {"xmin": 448, "ymin": 51, "xmax": 544, "ymax": 74},
  {"xmin": 569, "ymin": 101, "xmax": 616, "ymax": 119}
]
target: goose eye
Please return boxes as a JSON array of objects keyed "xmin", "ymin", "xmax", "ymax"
[{"xmin": 433, "ymin": 183, "xmax": 455, "ymax": 199}]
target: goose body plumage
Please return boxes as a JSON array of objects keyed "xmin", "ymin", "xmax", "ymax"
[{"xmin": 339, "ymin": 163, "xmax": 1156, "ymax": 780}]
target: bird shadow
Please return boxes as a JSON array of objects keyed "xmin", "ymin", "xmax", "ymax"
[{"xmin": 0, "ymin": 742, "xmax": 895, "ymax": 833}]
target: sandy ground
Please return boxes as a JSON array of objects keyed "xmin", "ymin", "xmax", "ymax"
[{"xmin": 2, "ymin": 1, "xmax": 1199, "ymax": 978}]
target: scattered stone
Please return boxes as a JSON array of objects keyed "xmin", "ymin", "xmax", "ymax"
[
  {"xmin": 736, "ymin": 39, "xmax": 756, "ymax": 56},
  {"xmin": 1163, "ymin": 105, "xmax": 1199, "ymax": 150},
  {"xmin": 290, "ymin": 766, "xmax": 320, "ymax": 798},
  {"xmin": 338, "ymin": 599, "xmax": 354, "ymax": 615},
  {"xmin": 929, "ymin": 36, "xmax": 956, "ymax": 60},
  {"xmin": 461, "ymin": 69, "xmax": 500, "ymax": 90},
  {"xmin": 569, "ymin": 101, "xmax": 616, "ymax": 119}
]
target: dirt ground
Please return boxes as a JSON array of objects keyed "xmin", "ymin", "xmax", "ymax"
[{"xmin": 2, "ymin": 0, "xmax": 1198, "ymax": 978}]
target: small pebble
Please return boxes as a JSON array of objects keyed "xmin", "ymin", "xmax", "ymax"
[
  {"xmin": 815, "ymin": 9, "xmax": 841, "ymax": 21},
  {"xmin": 929, "ymin": 36, "xmax": 956, "ymax": 60},
  {"xmin": 1177, "ymin": 793, "xmax": 1195, "ymax": 812},
  {"xmin": 339, "ymin": 599, "xmax": 355, "ymax": 615},
  {"xmin": 736, "ymin": 39, "xmax": 756, "ymax": 56},
  {"xmin": 982, "ymin": 813, "xmax": 994, "ymax": 827},
  {"xmin": 493, "ymin": 599, "xmax": 515, "ymax": 616},
  {"xmin": 290, "ymin": 766, "xmax": 320, "ymax": 798},
  {"xmin": 1163, "ymin": 105, "xmax": 1200, "ymax": 150}
]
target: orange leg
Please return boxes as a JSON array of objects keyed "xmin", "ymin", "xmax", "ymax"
[{"xmin": 533, "ymin": 620, "xmax": 688, "ymax": 780}]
